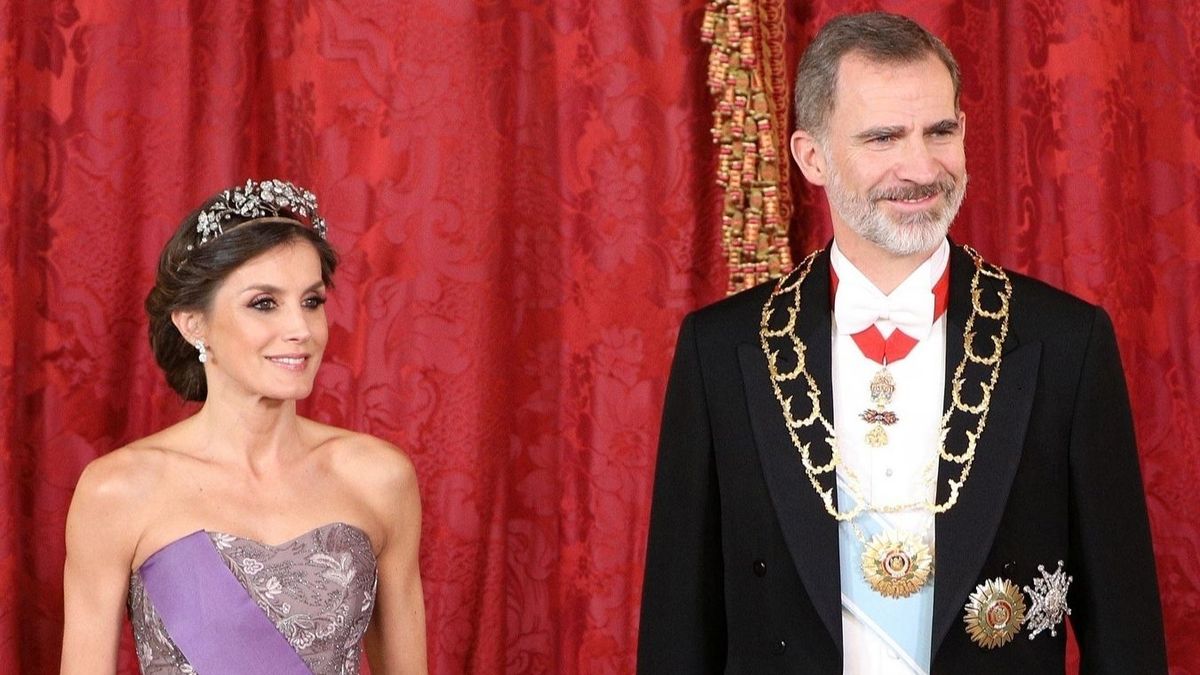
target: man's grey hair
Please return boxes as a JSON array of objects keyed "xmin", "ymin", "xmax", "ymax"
[{"xmin": 793, "ymin": 12, "xmax": 961, "ymax": 138}]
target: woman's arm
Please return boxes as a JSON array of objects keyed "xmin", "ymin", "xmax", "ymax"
[
  {"xmin": 60, "ymin": 452, "xmax": 143, "ymax": 675},
  {"xmin": 361, "ymin": 443, "xmax": 428, "ymax": 675}
]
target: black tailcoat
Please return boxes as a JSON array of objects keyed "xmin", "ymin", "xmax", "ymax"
[{"xmin": 638, "ymin": 244, "xmax": 1166, "ymax": 674}]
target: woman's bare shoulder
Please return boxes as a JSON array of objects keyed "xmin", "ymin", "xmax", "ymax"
[
  {"xmin": 66, "ymin": 439, "xmax": 180, "ymax": 567},
  {"xmin": 330, "ymin": 430, "xmax": 417, "ymax": 489},
  {"xmin": 303, "ymin": 422, "xmax": 419, "ymax": 529},
  {"xmin": 75, "ymin": 445, "xmax": 163, "ymax": 507},
  {"xmin": 303, "ymin": 420, "xmax": 415, "ymax": 483},
  {"xmin": 71, "ymin": 424, "xmax": 196, "ymax": 523}
]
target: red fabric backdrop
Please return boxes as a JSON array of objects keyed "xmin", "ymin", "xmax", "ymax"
[{"xmin": 1, "ymin": 1, "xmax": 1196, "ymax": 673}]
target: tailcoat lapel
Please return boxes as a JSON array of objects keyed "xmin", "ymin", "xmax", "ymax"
[
  {"xmin": 739, "ymin": 248, "xmax": 843, "ymax": 651},
  {"xmin": 930, "ymin": 244, "xmax": 1042, "ymax": 656}
]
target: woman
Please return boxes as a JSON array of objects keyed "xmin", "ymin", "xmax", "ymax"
[{"xmin": 61, "ymin": 179, "xmax": 427, "ymax": 674}]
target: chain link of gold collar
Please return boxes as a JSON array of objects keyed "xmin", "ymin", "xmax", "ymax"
[{"xmin": 759, "ymin": 245, "xmax": 1012, "ymax": 521}]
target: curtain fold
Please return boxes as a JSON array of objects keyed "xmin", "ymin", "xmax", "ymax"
[{"xmin": 1, "ymin": 1, "xmax": 1196, "ymax": 673}]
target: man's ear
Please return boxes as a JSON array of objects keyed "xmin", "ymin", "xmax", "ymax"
[
  {"xmin": 171, "ymin": 309, "xmax": 206, "ymax": 346},
  {"xmin": 791, "ymin": 129, "xmax": 829, "ymax": 186}
]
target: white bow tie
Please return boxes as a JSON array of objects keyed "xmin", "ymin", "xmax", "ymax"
[{"xmin": 834, "ymin": 281, "xmax": 935, "ymax": 338}]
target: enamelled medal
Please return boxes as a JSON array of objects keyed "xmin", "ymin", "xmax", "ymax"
[{"xmin": 760, "ymin": 246, "xmax": 1012, "ymax": 599}]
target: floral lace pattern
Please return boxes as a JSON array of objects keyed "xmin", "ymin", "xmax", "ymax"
[{"xmin": 128, "ymin": 522, "xmax": 377, "ymax": 674}]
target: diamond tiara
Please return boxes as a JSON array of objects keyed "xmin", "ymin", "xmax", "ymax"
[{"xmin": 187, "ymin": 179, "xmax": 328, "ymax": 251}]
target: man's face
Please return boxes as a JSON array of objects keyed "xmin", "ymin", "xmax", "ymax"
[{"xmin": 801, "ymin": 52, "xmax": 967, "ymax": 258}]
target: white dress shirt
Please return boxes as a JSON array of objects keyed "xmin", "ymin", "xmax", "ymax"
[{"xmin": 831, "ymin": 239, "xmax": 949, "ymax": 675}]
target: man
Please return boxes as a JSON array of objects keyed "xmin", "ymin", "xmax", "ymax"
[{"xmin": 638, "ymin": 12, "xmax": 1165, "ymax": 674}]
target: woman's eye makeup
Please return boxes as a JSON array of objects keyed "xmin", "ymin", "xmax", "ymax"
[
  {"xmin": 245, "ymin": 293, "xmax": 326, "ymax": 311},
  {"xmin": 249, "ymin": 295, "xmax": 277, "ymax": 311}
]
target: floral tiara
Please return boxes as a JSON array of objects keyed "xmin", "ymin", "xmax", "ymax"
[{"xmin": 187, "ymin": 179, "xmax": 328, "ymax": 252}]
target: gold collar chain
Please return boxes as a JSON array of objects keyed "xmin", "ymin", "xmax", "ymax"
[{"xmin": 759, "ymin": 245, "xmax": 1012, "ymax": 521}]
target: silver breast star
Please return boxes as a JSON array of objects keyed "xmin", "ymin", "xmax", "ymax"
[{"xmin": 1022, "ymin": 560, "xmax": 1072, "ymax": 639}]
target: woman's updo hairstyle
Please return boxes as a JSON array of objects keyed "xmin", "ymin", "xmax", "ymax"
[{"xmin": 145, "ymin": 180, "xmax": 338, "ymax": 401}]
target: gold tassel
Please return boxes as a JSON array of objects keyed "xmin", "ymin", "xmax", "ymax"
[{"xmin": 701, "ymin": 0, "xmax": 793, "ymax": 294}]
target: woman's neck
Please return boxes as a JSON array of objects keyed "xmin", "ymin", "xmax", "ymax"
[{"xmin": 190, "ymin": 387, "xmax": 305, "ymax": 474}]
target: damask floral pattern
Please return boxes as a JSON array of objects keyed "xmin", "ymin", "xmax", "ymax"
[
  {"xmin": 127, "ymin": 523, "xmax": 377, "ymax": 675},
  {"xmin": 0, "ymin": 1, "xmax": 1197, "ymax": 674}
]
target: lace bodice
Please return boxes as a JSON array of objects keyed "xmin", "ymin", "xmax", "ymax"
[{"xmin": 127, "ymin": 522, "xmax": 377, "ymax": 674}]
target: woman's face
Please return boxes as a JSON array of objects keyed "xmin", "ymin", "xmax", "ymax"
[{"xmin": 200, "ymin": 240, "xmax": 329, "ymax": 402}]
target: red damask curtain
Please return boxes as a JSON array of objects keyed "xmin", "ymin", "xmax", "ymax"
[{"xmin": 1, "ymin": 1, "xmax": 1196, "ymax": 674}]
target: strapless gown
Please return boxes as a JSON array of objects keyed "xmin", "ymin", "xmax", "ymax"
[{"xmin": 127, "ymin": 522, "xmax": 377, "ymax": 675}]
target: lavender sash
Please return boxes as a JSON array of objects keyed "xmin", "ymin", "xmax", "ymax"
[{"xmin": 138, "ymin": 531, "xmax": 315, "ymax": 675}]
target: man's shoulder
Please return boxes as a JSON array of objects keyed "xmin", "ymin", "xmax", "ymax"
[
  {"xmin": 1000, "ymin": 263, "xmax": 1104, "ymax": 334},
  {"xmin": 956, "ymin": 245, "xmax": 1109, "ymax": 343},
  {"xmin": 683, "ymin": 280, "xmax": 777, "ymax": 344}
]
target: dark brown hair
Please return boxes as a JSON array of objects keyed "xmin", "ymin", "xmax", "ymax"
[
  {"xmin": 794, "ymin": 11, "xmax": 961, "ymax": 138},
  {"xmin": 145, "ymin": 195, "xmax": 338, "ymax": 401}
]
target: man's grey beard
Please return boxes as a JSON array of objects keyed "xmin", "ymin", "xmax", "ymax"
[{"xmin": 825, "ymin": 163, "xmax": 968, "ymax": 257}]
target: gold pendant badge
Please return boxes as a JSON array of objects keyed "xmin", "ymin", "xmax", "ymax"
[
  {"xmin": 860, "ymin": 531, "xmax": 933, "ymax": 598},
  {"xmin": 864, "ymin": 423, "xmax": 889, "ymax": 447},
  {"xmin": 861, "ymin": 368, "xmax": 899, "ymax": 447},
  {"xmin": 869, "ymin": 368, "xmax": 896, "ymax": 403},
  {"xmin": 963, "ymin": 578, "xmax": 1027, "ymax": 649}
]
